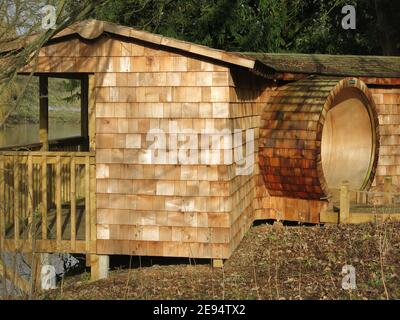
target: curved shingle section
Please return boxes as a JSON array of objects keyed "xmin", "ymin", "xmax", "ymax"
[{"xmin": 259, "ymin": 76, "xmax": 380, "ymax": 200}]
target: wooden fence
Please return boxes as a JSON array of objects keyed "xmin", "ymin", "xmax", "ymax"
[
  {"xmin": 0, "ymin": 151, "xmax": 96, "ymax": 254},
  {"xmin": 321, "ymin": 179, "xmax": 400, "ymax": 224}
]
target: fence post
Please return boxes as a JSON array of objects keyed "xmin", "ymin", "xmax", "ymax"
[
  {"xmin": 340, "ymin": 181, "xmax": 350, "ymax": 223},
  {"xmin": 0, "ymin": 154, "xmax": 5, "ymax": 288}
]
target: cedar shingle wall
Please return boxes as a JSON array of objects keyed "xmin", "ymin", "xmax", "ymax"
[
  {"xmin": 228, "ymin": 69, "xmax": 273, "ymax": 251},
  {"xmin": 370, "ymin": 87, "xmax": 400, "ymax": 187},
  {"xmin": 92, "ymin": 37, "xmax": 236, "ymax": 258},
  {"xmin": 29, "ymin": 35, "xmax": 239, "ymax": 258}
]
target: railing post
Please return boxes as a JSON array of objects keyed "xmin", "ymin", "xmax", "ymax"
[
  {"xmin": 39, "ymin": 76, "xmax": 49, "ymax": 152},
  {"xmin": 340, "ymin": 181, "xmax": 350, "ymax": 224},
  {"xmin": 41, "ymin": 155, "xmax": 47, "ymax": 240},
  {"xmin": 13, "ymin": 159, "xmax": 20, "ymax": 244},
  {"xmin": 70, "ymin": 157, "xmax": 76, "ymax": 251},
  {"xmin": 85, "ymin": 156, "xmax": 90, "ymax": 252},
  {"xmin": 0, "ymin": 154, "xmax": 5, "ymax": 265},
  {"xmin": 55, "ymin": 156, "xmax": 62, "ymax": 245},
  {"xmin": 89, "ymin": 161, "xmax": 96, "ymax": 252},
  {"xmin": 27, "ymin": 155, "xmax": 33, "ymax": 242}
]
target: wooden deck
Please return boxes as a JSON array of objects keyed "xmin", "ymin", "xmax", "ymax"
[
  {"xmin": 320, "ymin": 181, "xmax": 400, "ymax": 224},
  {"xmin": 0, "ymin": 151, "xmax": 96, "ymax": 254}
]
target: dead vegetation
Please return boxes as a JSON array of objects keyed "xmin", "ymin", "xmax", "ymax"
[{"xmin": 40, "ymin": 221, "xmax": 400, "ymax": 300}]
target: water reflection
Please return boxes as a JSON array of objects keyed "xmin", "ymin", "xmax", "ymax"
[{"xmin": 0, "ymin": 121, "xmax": 81, "ymax": 147}]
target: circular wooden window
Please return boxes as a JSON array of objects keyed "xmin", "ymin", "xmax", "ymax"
[{"xmin": 259, "ymin": 77, "xmax": 380, "ymax": 200}]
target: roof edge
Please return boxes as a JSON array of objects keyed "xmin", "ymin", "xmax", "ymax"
[{"xmin": 53, "ymin": 19, "xmax": 256, "ymax": 69}]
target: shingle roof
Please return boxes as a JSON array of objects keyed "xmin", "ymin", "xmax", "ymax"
[
  {"xmin": 2, "ymin": 19, "xmax": 400, "ymax": 79},
  {"xmin": 241, "ymin": 53, "xmax": 400, "ymax": 78},
  {"xmin": 0, "ymin": 19, "xmax": 255, "ymax": 69}
]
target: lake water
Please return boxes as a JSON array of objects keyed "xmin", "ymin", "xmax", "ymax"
[{"xmin": 0, "ymin": 121, "xmax": 81, "ymax": 147}]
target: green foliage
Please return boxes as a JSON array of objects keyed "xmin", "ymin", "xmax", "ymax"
[
  {"xmin": 93, "ymin": 0, "xmax": 400, "ymax": 55},
  {"xmin": 0, "ymin": 77, "xmax": 80, "ymax": 124},
  {"xmin": 62, "ymin": 79, "xmax": 81, "ymax": 104}
]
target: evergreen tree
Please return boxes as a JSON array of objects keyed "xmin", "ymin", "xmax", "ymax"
[{"xmin": 93, "ymin": 0, "xmax": 400, "ymax": 55}]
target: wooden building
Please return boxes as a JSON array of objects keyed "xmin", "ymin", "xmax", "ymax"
[{"xmin": 0, "ymin": 20, "xmax": 399, "ymax": 279}]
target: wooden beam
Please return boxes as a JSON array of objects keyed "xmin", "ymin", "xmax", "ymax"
[
  {"xmin": 88, "ymin": 75, "xmax": 96, "ymax": 152},
  {"xmin": 89, "ymin": 163, "xmax": 97, "ymax": 253},
  {"xmin": 360, "ymin": 77, "xmax": 400, "ymax": 86},
  {"xmin": 41, "ymin": 155, "xmax": 47, "ymax": 240},
  {"xmin": 18, "ymin": 73, "xmax": 89, "ymax": 80},
  {"xmin": 81, "ymin": 76, "xmax": 89, "ymax": 151},
  {"xmin": 90, "ymin": 255, "xmax": 109, "ymax": 281},
  {"xmin": 39, "ymin": 76, "xmax": 49, "ymax": 151},
  {"xmin": 339, "ymin": 182, "xmax": 350, "ymax": 223},
  {"xmin": 13, "ymin": 162, "xmax": 20, "ymax": 242},
  {"xmin": 85, "ymin": 157, "xmax": 90, "ymax": 252},
  {"xmin": 27, "ymin": 155, "xmax": 33, "ymax": 241},
  {"xmin": 212, "ymin": 259, "xmax": 224, "ymax": 268},
  {"xmin": 70, "ymin": 158, "xmax": 76, "ymax": 251},
  {"xmin": 0, "ymin": 155, "xmax": 4, "ymax": 244},
  {"xmin": 55, "ymin": 156, "xmax": 62, "ymax": 243}
]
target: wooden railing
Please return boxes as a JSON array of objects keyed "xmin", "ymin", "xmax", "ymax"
[
  {"xmin": 0, "ymin": 151, "xmax": 96, "ymax": 254},
  {"xmin": 321, "ymin": 178, "xmax": 400, "ymax": 224},
  {"xmin": 0, "ymin": 136, "xmax": 88, "ymax": 152}
]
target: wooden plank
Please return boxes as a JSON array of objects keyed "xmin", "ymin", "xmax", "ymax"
[
  {"xmin": 90, "ymin": 254, "xmax": 109, "ymax": 280},
  {"xmin": 88, "ymin": 75, "xmax": 96, "ymax": 152},
  {"xmin": 41, "ymin": 155, "xmax": 47, "ymax": 240},
  {"xmin": 320, "ymin": 210, "xmax": 339, "ymax": 224},
  {"xmin": 339, "ymin": 182, "xmax": 350, "ymax": 223},
  {"xmin": 70, "ymin": 158, "xmax": 76, "ymax": 251},
  {"xmin": 39, "ymin": 76, "xmax": 49, "ymax": 151},
  {"xmin": 1, "ymin": 151, "xmax": 96, "ymax": 157},
  {"xmin": 349, "ymin": 213, "xmax": 400, "ymax": 223},
  {"xmin": 0, "ymin": 155, "xmax": 5, "ymax": 265},
  {"xmin": 27, "ymin": 155, "xmax": 33, "ymax": 240},
  {"xmin": 13, "ymin": 161, "xmax": 19, "ymax": 242},
  {"xmin": 85, "ymin": 156, "xmax": 90, "ymax": 252},
  {"xmin": 212, "ymin": 259, "xmax": 224, "ymax": 268},
  {"xmin": 4, "ymin": 239, "xmax": 88, "ymax": 254},
  {"xmin": 89, "ymin": 163, "xmax": 97, "ymax": 253},
  {"xmin": 56, "ymin": 156, "xmax": 62, "ymax": 243},
  {"xmin": 81, "ymin": 76, "xmax": 89, "ymax": 150}
]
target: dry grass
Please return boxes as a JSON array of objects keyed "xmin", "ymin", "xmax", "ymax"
[{"xmin": 40, "ymin": 221, "xmax": 400, "ymax": 300}]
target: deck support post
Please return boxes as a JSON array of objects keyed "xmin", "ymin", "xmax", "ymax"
[
  {"xmin": 85, "ymin": 254, "xmax": 91, "ymax": 267},
  {"xmin": 90, "ymin": 254, "xmax": 109, "ymax": 281},
  {"xmin": 39, "ymin": 76, "xmax": 49, "ymax": 151},
  {"xmin": 340, "ymin": 181, "xmax": 350, "ymax": 223},
  {"xmin": 212, "ymin": 259, "xmax": 224, "ymax": 268}
]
